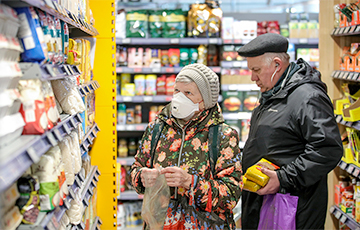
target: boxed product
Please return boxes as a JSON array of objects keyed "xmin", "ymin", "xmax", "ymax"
[
  {"xmin": 128, "ymin": 47, "xmax": 143, "ymax": 68},
  {"xmin": 165, "ymin": 75, "xmax": 175, "ymax": 95},
  {"xmin": 168, "ymin": 48, "xmax": 180, "ymax": 67},
  {"xmin": 15, "ymin": 7, "xmax": 48, "ymax": 63},
  {"xmin": 221, "ymin": 17, "xmax": 234, "ymax": 40},
  {"xmin": 149, "ymin": 49, "xmax": 161, "ymax": 68},
  {"xmin": 222, "ymin": 91, "xmax": 242, "ymax": 112},
  {"xmin": 142, "ymin": 48, "xmax": 152, "ymax": 67}
]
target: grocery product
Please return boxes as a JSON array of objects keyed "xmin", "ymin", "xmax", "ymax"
[
  {"xmin": 162, "ymin": 9, "xmax": 186, "ymax": 38},
  {"xmin": 117, "ymin": 103, "xmax": 126, "ymax": 125},
  {"xmin": 134, "ymin": 74, "xmax": 145, "ymax": 96},
  {"xmin": 126, "ymin": 10, "xmax": 148, "ymax": 38},
  {"xmin": 135, "ymin": 105, "xmax": 142, "ymax": 124},
  {"xmin": 165, "ymin": 74, "xmax": 176, "ymax": 95},
  {"xmin": 168, "ymin": 48, "xmax": 180, "ymax": 67},
  {"xmin": 148, "ymin": 10, "xmax": 163, "ymax": 38},
  {"xmin": 145, "ymin": 74, "xmax": 157, "ymax": 96}
]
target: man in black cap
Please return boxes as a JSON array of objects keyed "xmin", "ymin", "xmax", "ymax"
[{"xmin": 238, "ymin": 33, "xmax": 343, "ymax": 229}]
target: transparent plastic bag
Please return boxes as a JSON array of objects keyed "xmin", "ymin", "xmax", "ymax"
[{"xmin": 141, "ymin": 166, "xmax": 170, "ymax": 230}]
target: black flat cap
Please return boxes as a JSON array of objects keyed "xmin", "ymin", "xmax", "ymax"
[{"xmin": 237, "ymin": 33, "xmax": 288, "ymax": 57}]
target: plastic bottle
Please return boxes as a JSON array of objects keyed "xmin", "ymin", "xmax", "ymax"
[
  {"xmin": 117, "ymin": 103, "xmax": 127, "ymax": 125},
  {"xmin": 128, "ymin": 138, "xmax": 137, "ymax": 156},
  {"xmin": 118, "ymin": 138, "xmax": 128, "ymax": 157},
  {"xmin": 134, "ymin": 105, "xmax": 142, "ymax": 124}
]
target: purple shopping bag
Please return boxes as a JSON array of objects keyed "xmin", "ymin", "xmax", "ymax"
[{"xmin": 258, "ymin": 193, "xmax": 299, "ymax": 230}]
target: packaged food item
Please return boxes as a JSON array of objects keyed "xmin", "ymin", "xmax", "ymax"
[
  {"xmin": 143, "ymin": 48, "xmax": 152, "ymax": 67},
  {"xmin": 134, "ymin": 74, "xmax": 145, "ymax": 96},
  {"xmin": 168, "ymin": 48, "xmax": 180, "ymax": 67},
  {"xmin": 123, "ymin": 83, "xmax": 135, "ymax": 96},
  {"xmin": 207, "ymin": 2, "xmax": 222, "ymax": 37},
  {"xmin": 156, "ymin": 75, "xmax": 166, "ymax": 95},
  {"xmin": 135, "ymin": 105, "xmax": 142, "ymax": 124},
  {"xmin": 150, "ymin": 49, "xmax": 161, "ymax": 68},
  {"xmin": 197, "ymin": 45, "xmax": 208, "ymax": 65},
  {"xmin": 120, "ymin": 73, "xmax": 131, "ymax": 95},
  {"xmin": 188, "ymin": 4, "xmax": 209, "ymax": 37},
  {"xmin": 222, "ymin": 91, "xmax": 242, "ymax": 112},
  {"xmin": 128, "ymin": 47, "xmax": 143, "ymax": 67},
  {"xmin": 69, "ymin": 131, "xmax": 82, "ymax": 174},
  {"xmin": 117, "ymin": 103, "xmax": 126, "ymax": 125},
  {"xmin": 166, "ymin": 74, "xmax": 176, "ymax": 95},
  {"xmin": 242, "ymin": 91, "xmax": 260, "ymax": 112},
  {"xmin": 118, "ymin": 139, "xmax": 128, "ymax": 157},
  {"xmin": 161, "ymin": 49, "xmax": 169, "ymax": 67},
  {"xmin": 0, "ymin": 35, "xmax": 22, "ymax": 62},
  {"xmin": 207, "ymin": 45, "xmax": 218, "ymax": 66},
  {"xmin": 243, "ymin": 159, "xmax": 279, "ymax": 192},
  {"xmin": 61, "ymin": 21, "xmax": 69, "ymax": 63},
  {"xmin": 0, "ymin": 4, "xmax": 20, "ymax": 37},
  {"xmin": 42, "ymin": 80, "xmax": 60, "ymax": 129},
  {"xmin": 66, "ymin": 39, "xmax": 80, "ymax": 65},
  {"xmin": 117, "ymin": 45, "xmax": 128, "ymax": 66},
  {"xmin": 66, "ymin": 193, "xmax": 84, "ymax": 225},
  {"xmin": 15, "ymin": 175, "xmax": 40, "ymax": 224},
  {"xmin": 75, "ymin": 38, "xmax": 91, "ymax": 84},
  {"xmin": 18, "ymin": 79, "xmax": 48, "ymax": 135},
  {"xmin": 149, "ymin": 106, "xmax": 158, "ymax": 122},
  {"xmin": 179, "ymin": 48, "xmax": 190, "ymax": 66},
  {"xmin": 145, "ymin": 74, "xmax": 157, "ymax": 96},
  {"xmin": 126, "ymin": 10, "xmax": 148, "ymax": 38},
  {"xmin": 126, "ymin": 107, "xmax": 135, "ymax": 124},
  {"xmin": 59, "ymin": 137, "xmax": 75, "ymax": 185},
  {"xmin": 0, "ymin": 183, "xmax": 20, "ymax": 215},
  {"xmin": 31, "ymin": 153, "xmax": 60, "ymax": 211},
  {"xmin": 189, "ymin": 48, "xmax": 198, "ymax": 64},
  {"xmin": 0, "ymin": 113, "xmax": 25, "ymax": 148},
  {"xmin": 15, "ymin": 7, "xmax": 48, "ymax": 63},
  {"xmin": 116, "ymin": 9, "xmax": 126, "ymax": 39},
  {"xmin": 162, "ymin": 9, "xmax": 186, "ymax": 38},
  {"xmin": 148, "ymin": 10, "xmax": 163, "ymax": 38},
  {"xmin": 51, "ymin": 77, "xmax": 86, "ymax": 115},
  {"xmin": 128, "ymin": 138, "xmax": 137, "ymax": 156},
  {"xmin": 1, "ymin": 206, "xmax": 22, "ymax": 230}
]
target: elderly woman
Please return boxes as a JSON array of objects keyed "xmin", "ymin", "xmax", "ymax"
[{"xmin": 130, "ymin": 63, "xmax": 242, "ymax": 230}]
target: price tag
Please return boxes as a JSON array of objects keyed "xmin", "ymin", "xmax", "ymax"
[
  {"xmin": 53, "ymin": 129, "xmax": 63, "ymax": 142},
  {"xmin": 353, "ymin": 168, "xmax": 360, "ymax": 177},
  {"xmin": 331, "ymin": 28, "xmax": 337, "ymax": 35},
  {"xmin": 233, "ymin": 39, "xmax": 242, "ymax": 44},
  {"xmin": 334, "ymin": 71, "xmax": 341, "ymax": 78},
  {"xmin": 63, "ymin": 123, "xmax": 71, "ymax": 134},
  {"xmin": 242, "ymin": 39, "xmax": 251, "ymax": 44},
  {"xmin": 63, "ymin": 65, "xmax": 71, "ymax": 75},
  {"xmin": 348, "ymin": 73, "xmax": 354, "ymax": 80},
  {"xmin": 339, "ymin": 161, "xmax": 347, "ymax": 170},
  {"xmin": 335, "ymin": 211, "xmax": 341, "ymax": 219},
  {"xmin": 299, "ymin": 38, "xmax": 308, "ymax": 44},
  {"xmin": 331, "ymin": 71, "xmax": 336, "ymax": 77},
  {"xmin": 127, "ymin": 125, "xmax": 135, "ymax": 131},
  {"xmin": 122, "ymin": 96, "xmax": 132, "ymax": 102},
  {"xmin": 143, "ymin": 96, "xmax": 153, "ymax": 102},
  {"xmin": 27, "ymin": 146, "xmax": 40, "ymax": 163},
  {"xmin": 122, "ymin": 38, "xmax": 131, "ymax": 44},
  {"xmin": 68, "ymin": 66, "xmax": 75, "ymax": 75},
  {"xmin": 339, "ymin": 71, "xmax": 345, "ymax": 79},
  {"xmin": 170, "ymin": 38, "xmax": 180, "ymax": 44},
  {"xmin": 353, "ymin": 73, "xmax": 360, "ymax": 81},
  {"xmin": 116, "ymin": 67, "xmax": 123, "ymax": 73},
  {"xmin": 340, "ymin": 27, "xmax": 346, "ymax": 34},
  {"xmin": 350, "ymin": 26, "xmax": 357, "ymax": 33},
  {"xmin": 335, "ymin": 115, "xmax": 342, "ymax": 123},
  {"xmin": 355, "ymin": 26, "xmax": 360, "ymax": 33},
  {"xmin": 46, "ymin": 132, "xmax": 57, "ymax": 146},
  {"xmin": 232, "ymin": 61, "xmax": 242, "ymax": 68},
  {"xmin": 211, "ymin": 67, "xmax": 221, "ymax": 73},
  {"xmin": 73, "ymin": 66, "xmax": 81, "ymax": 74},
  {"xmin": 347, "ymin": 165, "xmax": 354, "ymax": 174},
  {"xmin": 151, "ymin": 67, "xmax": 161, "ymax": 73},
  {"xmin": 209, "ymin": 38, "xmax": 219, "ymax": 44},
  {"xmin": 46, "ymin": 65, "xmax": 57, "ymax": 77},
  {"xmin": 136, "ymin": 125, "xmax": 145, "ymax": 131},
  {"xmin": 223, "ymin": 39, "xmax": 233, "ymax": 44},
  {"xmin": 166, "ymin": 68, "xmax": 174, "ymax": 73},
  {"xmin": 343, "ymin": 72, "xmax": 349, "ymax": 79},
  {"xmin": 134, "ymin": 68, "xmax": 142, "ymax": 72},
  {"xmin": 340, "ymin": 215, "xmax": 347, "ymax": 223},
  {"xmin": 165, "ymin": 96, "xmax": 172, "ymax": 101}
]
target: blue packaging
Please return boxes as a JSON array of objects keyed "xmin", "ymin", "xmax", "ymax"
[{"xmin": 15, "ymin": 7, "xmax": 48, "ymax": 63}]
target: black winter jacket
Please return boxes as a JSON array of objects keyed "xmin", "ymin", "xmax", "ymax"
[{"xmin": 241, "ymin": 59, "xmax": 343, "ymax": 229}]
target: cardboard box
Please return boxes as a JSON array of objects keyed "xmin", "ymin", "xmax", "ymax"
[{"xmin": 222, "ymin": 91, "xmax": 242, "ymax": 112}]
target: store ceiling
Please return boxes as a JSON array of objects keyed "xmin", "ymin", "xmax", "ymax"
[{"xmin": 118, "ymin": 0, "xmax": 319, "ymax": 13}]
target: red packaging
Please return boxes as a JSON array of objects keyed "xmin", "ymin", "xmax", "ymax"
[
  {"xmin": 168, "ymin": 48, "xmax": 180, "ymax": 67},
  {"xmin": 19, "ymin": 100, "xmax": 47, "ymax": 134},
  {"xmin": 166, "ymin": 75, "xmax": 176, "ymax": 95},
  {"xmin": 156, "ymin": 75, "xmax": 166, "ymax": 95}
]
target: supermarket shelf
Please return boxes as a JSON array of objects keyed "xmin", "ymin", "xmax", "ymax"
[
  {"xmin": 288, "ymin": 38, "xmax": 319, "ymax": 45},
  {"xmin": 223, "ymin": 112, "xmax": 252, "ymax": 120},
  {"xmin": 116, "ymin": 37, "xmax": 222, "ymax": 45},
  {"xmin": 79, "ymin": 81, "xmax": 100, "ymax": 97},
  {"xmin": 0, "ymin": 113, "xmax": 82, "ymax": 192},
  {"xmin": 329, "ymin": 205, "xmax": 360, "ymax": 229},
  {"xmin": 81, "ymin": 165, "xmax": 101, "ymax": 207},
  {"xmin": 335, "ymin": 114, "xmax": 360, "ymax": 131},
  {"xmin": 117, "ymin": 123, "xmax": 148, "ymax": 132},
  {"xmin": 116, "ymin": 66, "xmax": 221, "ymax": 74},
  {"xmin": 331, "ymin": 70, "xmax": 360, "ymax": 82},
  {"xmin": 116, "ymin": 95, "xmax": 172, "ymax": 103},
  {"xmin": 332, "ymin": 25, "xmax": 360, "ymax": 37},
  {"xmin": 90, "ymin": 217, "xmax": 103, "ymax": 230},
  {"xmin": 338, "ymin": 160, "xmax": 360, "ymax": 180},
  {"xmin": 20, "ymin": 62, "xmax": 81, "ymax": 81},
  {"xmin": 221, "ymin": 61, "xmax": 248, "ymax": 69},
  {"xmin": 80, "ymin": 123, "xmax": 100, "ymax": 155},
  {"xmin": 118, "ymin": 157, "xmax": 135, "ymax": 166},
  {"xmin": 3, "ymin": 0, "xmax": 98, "ymax": 36},
  {"xmin": 118, "ymin": 190, "xmax": 144, "ymax": 200},
  {"xmin": 221, "ymin": 84, "xmax": 259, "ymax": 91}
]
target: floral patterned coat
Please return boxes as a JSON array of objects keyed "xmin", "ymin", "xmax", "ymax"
[{"xmin": 130, "ymin": 103, "xmax": 242, "ymax": 229}]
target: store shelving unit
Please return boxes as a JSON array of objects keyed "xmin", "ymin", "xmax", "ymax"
[
  {"xmin": 80, "ymin": 123, "xmax": 101, "ymax": 155},
  {"xmin": 79, "ymin": 81, "xmax": 101, "ymax": 97},
  {"xmin": 116, "ymin": 66, "xmax": 221, "ymax": 74},
  {"xmin": 0, "ymin": 113, "xmax": 82, "ymax": 193},
  {"xmin": 319, "ymin": 1, "xmax": 360, "ymax": 229},
  {"xmin": 90, "ymin": 217, "xmax": 102, "ymax": 230},
  {"xmin": 19, "ymin": 63, "xmax": 82, "ymax": 80},
  {"xmin": 335, "ymin": 114, "xmax": 360, "ymax": 131}
]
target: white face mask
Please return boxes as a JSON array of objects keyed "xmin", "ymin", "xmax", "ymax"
[{"xmin": 171, "ymin": 92, "xmax": 200, "ymax": 120}]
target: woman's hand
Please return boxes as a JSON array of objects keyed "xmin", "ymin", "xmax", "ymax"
[
  {"xmin": 140, "ymin": 167, "xmax": 160, "ymax": 188},
  {"xmin": 160, "ymin": 167, "xmax": 192, "ymax": 189}
]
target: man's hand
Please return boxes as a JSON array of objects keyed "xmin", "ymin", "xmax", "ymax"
[
  {"xmin": 160, "ymin": 166, "xmax": 192, "ymax": 189},
  {"xmin": 256, "ymin": 168, "xmax": 280, "ymax": 195}
]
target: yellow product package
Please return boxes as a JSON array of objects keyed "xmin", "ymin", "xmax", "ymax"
[
  {"xmin": 244, "ymin": 158, "xmax": 279, "ymax": 187},
  {"xmin": 242, "ymin": 176, "xmax": 262, "ymax": 192}
]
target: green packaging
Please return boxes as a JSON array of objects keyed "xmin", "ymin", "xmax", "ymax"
[
  {"xmin": 162, "ymin": 9, "xmax": 186, "ymax": 38},
  {"xmin": 189, "ymin": 48, "xmax": 198, "ymax": 64},
  {"xmin": 148, "ymin": 10, "xmax": 163, "ymax": 38},
  {"xmin": 126, "ymin": 10, "xmax": 148, "ymax": 38},
  {"xmin": 180, "ymin": 48, "xmax": 189, "ymax": 66}
]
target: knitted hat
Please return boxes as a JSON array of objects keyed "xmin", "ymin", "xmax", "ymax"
[{"xmin": 176, "ymin": 63, "xmax": 219, "ymax": 109}]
